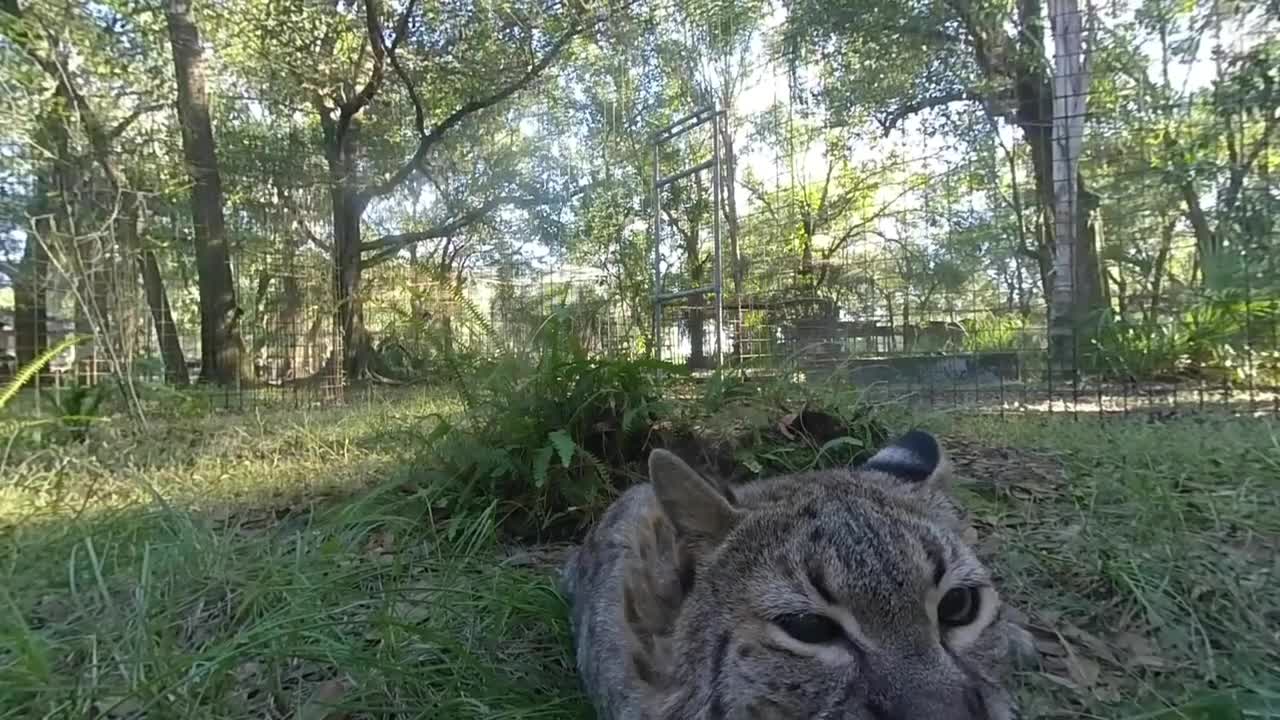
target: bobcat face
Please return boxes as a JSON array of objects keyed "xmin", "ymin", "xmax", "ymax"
[{"xmin": 563, "ymin": 431, "xmax": 1034, "ymax": 720}]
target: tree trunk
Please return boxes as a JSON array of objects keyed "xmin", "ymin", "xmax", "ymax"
[
  {"xmin": 1145, "ymin": 217, "xmax": 1175, "ymax": 329},
  {"xmin": 166, "ymin": 0, "xmax": 242, "ymax": 384},
  {"xmin": 116, "ymin": 189, "xmax": 189, "ymax": 385},
  {"xmin": 279, "ymin": 234, "xmax": 304, "ymax": 380},
  {"xmin": 1013, "ymin": 0, "xmax": 1104, "ymax": 371},
  {"xmin": 330, "ymin": 150, "xmax": 371, "ymax": 380},
  {"xmin": 719, "ymin": 122, "xmax": 742, "ymax": 292},
  {"xmin": 718, "ymin": 113, "xmax": 744, "ymax": 363},
  {"xmin": 686, "ymin": 224, "xmax": 706, "ymax": 368},
  {"xmin": 139, "ymin": 247, "xmax": 189, "ymax": 385},
  {"xmin": 13, "ymin": 233, "xmax": 49, "ymax": 368},
  {"xmin": 682, "ymin": 178, "xmax": 707, "ymax": 369}
]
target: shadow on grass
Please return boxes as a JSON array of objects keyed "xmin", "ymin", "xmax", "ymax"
[{"xmin": 2, "ymin": 474, "xmax": 591, "ymax": 720}]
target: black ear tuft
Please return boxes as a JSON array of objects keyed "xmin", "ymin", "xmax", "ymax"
[{"xmin": 862, "ymin": 430, "xmax": 944, "ymax": 484}]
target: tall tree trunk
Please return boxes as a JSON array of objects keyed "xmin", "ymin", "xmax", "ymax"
[
  {"xmin": 124, "ymin": 193, "xmax": 189, "ymax": 385},
  {"xmin": 326, "ymin": 121, "xmax": 371, "ymax": 379},
  {"xmin": 279, "ymin": 233, "xmax": 304, "ymax": 380},
  {"xmin": 139, "ymin": 247, "xmax": 189, "ymax": 385},
  {"xmin": 680, "ymin": 178, "xmax": 707, "ymax": 369},
  {"xmin": 13, "ymin": 233, "xmax": 49, "ymax": 368},
  {"xmin": 686, "ymin": 224, "xmax": 706, "ymax": 368},
  {"xmin": 718, "ymin": 111, "xmax": 744, "ymax": 363},
  {"xmin": 1012, "ymin": 0, "xmax": 1104, "ymax": 370},
  {"xmin": 1145, "ymin": 217, "xmax": 1175, "ymax": 329},
  {"xmin": 166, "ymin": 0, "xmax": 242, "ymax": 384},
  {"xmin": 719, "ymin": 118, "xmax": 742, "ymax": 297}
]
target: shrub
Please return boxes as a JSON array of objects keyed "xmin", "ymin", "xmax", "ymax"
[
  {"xmin": 410, "ymin": 307, "xmax": 682, "ymax": 538},
  {"xmin": 1085, "ymin": 291, "xmax": 1280, "ymax": 384},
  {"xmin": 963, "ymin": 314, "xmax": 1040, "ymax": 353}
]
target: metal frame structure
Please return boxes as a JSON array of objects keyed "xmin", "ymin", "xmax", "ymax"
[{"xmin": 651, "ymin": 106, "xmax": 726, "ymax": 365}]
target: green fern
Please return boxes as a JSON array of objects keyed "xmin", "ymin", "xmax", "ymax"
[
  {"xmin": 0, "ymin": 335, "xmax": 85, "ymax": 410},
  {"xmin": 450, "ymin": 283, "xmax": 499, "ymax": 350}
]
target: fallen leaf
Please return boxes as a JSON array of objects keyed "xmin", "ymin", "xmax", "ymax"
[
  {"xmin": 1039, "ymin": 671, "xmax": 1079, "ymax": 691},
  {"xmin": 295, "ymin": 677, "xmax": 350, "ymax": 720},
  {"xmin": 1048, "ymin": 635, "xmax": 1101, "ymax": 691},
  {"xmin": 1035, "ymin": 636, "xmax": 1067, "ymax": 658},
  {"xmin": 1064, "ymin": 649, "xmax": 1101, "ymax": 689}
]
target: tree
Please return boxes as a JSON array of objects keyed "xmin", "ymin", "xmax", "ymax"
[
  {"xmin": 1048, "ymin": 0, "xmax": 1092, "ymax": 366},
  {"xmin": 295, "ymin": 0, "xmax": 588, "ymax": 378},
  {"xmin": 166, "ymin": 0, "xmax": 241, "ymax": 383},
  {"xmin": 788, "ymin": 0, "xmax": 1109, "ymax": 363},
  {"xmin": 2, "ymin": 0, "xmax": 189, "ymax": 383}
]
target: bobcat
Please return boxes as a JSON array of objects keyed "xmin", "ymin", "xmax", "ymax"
[{"xmin": 560, "ymin": 430, "xmax": 1035, "ymax": 719}]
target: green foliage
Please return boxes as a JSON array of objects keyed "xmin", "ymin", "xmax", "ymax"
[
  {"xmin": 39, "ymin": 383, "xmax": 109, "ymax": 444},
  {"xmin": 1086, "ymin": 292, "xmax": 1280, "ymax": 383},
  {"xmin": 407, "ymin": 302, "xmax": 891, "ymax": 538},
  {"xmin": 410, "ymin": 306, "xmax": 681, "ymax": 538},
  {"xmin": 719, "ymin": 373, "xmax": 889, "ymax": 479},
  {"xmin": 0, "ymin": 336, "xmax": 85, "ymax": 410},
  {"xmin": 963, "ymin": 314, "xmax": 1038, "ymax": 353}
]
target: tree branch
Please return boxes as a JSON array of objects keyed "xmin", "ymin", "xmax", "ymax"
[
  {"xmin": 1221, "ymin": 109, "xmax": 1280, "ymax": 215},
  {"xmin": 108, "ymin": 104, "xmax": 165, "ymax": 141},
  {"xmin": 360, "ymin": 193, "xmax": 549, "ymax": 265},
  {"xmin": 336, "ymin": 0, "xmax": 416, "ymax": 137},
  {"xmin": 877, "ymin": 89, "xmax": 986, "ymax": 135},
  {"xmin": 362, "ymin": 22, "xmax": 582, "ymax": 201},
  {"xmin": 275, "ymin": 180, "xmax": 331, "ymax": 252},
  {"xmin": 7, "ymin": 5, "xmax": 123, "ymax": 191}
]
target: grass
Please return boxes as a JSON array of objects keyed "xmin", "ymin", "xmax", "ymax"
[
  {"xmin": 2, "ymin": 389, "xmax": 1278, "ymax": 719},
  {"xmin": 926, "ymin": 412, "xmax": 1280, "ymax": 719}
]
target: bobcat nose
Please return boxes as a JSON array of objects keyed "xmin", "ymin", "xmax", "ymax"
[{"xmin": 862, "ymin": 684, "xmax": 987, "ymax": 720}]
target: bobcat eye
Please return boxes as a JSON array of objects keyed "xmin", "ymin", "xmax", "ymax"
[
  {"xmin": 775, "ymin": 613, "xmax": 844, "ymax": 644},
  {"xmin": 938, "ymin": 586, "xmax": 981, "ymax": 627}
]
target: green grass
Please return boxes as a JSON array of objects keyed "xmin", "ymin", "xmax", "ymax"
[
  {"xmin": 2, "ymin": 392, "xmax": 1278, "ymax": 719},
  {"xmin": 926, "ymin": 412, "xmax": 1280, "ymax": 719}
]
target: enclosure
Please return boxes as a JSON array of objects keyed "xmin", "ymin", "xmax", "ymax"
[
  {"xmin": 1, "ymin": 0, "xmax": 1278, "ymax": 718},
  {"xmin": 2, "ymin": 0, "xmax": 1277, "ymax": 420}
]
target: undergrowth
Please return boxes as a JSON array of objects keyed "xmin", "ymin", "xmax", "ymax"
[
  {"xmin": 1085, "ymin": 291, "xmax": 1280, "ymax": 385},
  {"xmin": 3, "ymin": 303, "xmax": 1276, "ymax": 719},
  {"xmin": 408, "ymin": 310, "xmax": 888, "ymax": 540}
]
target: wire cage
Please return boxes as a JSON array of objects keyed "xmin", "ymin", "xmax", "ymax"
[{"xmin": 2, "ymin": 2, "xmax": 1275, "ymax": 422}]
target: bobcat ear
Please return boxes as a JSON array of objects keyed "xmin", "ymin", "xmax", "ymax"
[
  {"xmin": 862, "ymin": 430, "xmax": 949, "ymax": 487},
  {"xmin": 648, "ymin": 449, "xmax": 738, "ymax": 544}
]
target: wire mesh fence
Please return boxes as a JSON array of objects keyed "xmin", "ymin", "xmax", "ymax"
[{"xmin": 1, "ymin": 1, "xmax": 1275, "ymax": 421}]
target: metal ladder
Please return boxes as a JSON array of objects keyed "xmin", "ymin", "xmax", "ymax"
[{"xmin": 651, "ymin": 106, "xmax": 725, "ymax": 365}]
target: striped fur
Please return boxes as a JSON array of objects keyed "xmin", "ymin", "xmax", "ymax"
[{"xmin": 561, "ymin": 432, "xmax": 1035, "ymax": 720}]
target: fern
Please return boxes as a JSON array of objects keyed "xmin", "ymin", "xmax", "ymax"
[
  {"xmin": 0, "ymin": 335, "xmax": 85, "ymax": 409},
  {"xmin": 450, "ymin": 283, "xmax": 499, "ymax": 350},
  {"xmin": 44, "ymin": 383, "xmax": 108, "ymax": 443},
  {"xmin": 531, "ymin": 444, "xmax": 555, "ymax": 489},
  {"xmin": 547, "ymin": 429, "xmax": 576, "ymax": 469}
]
